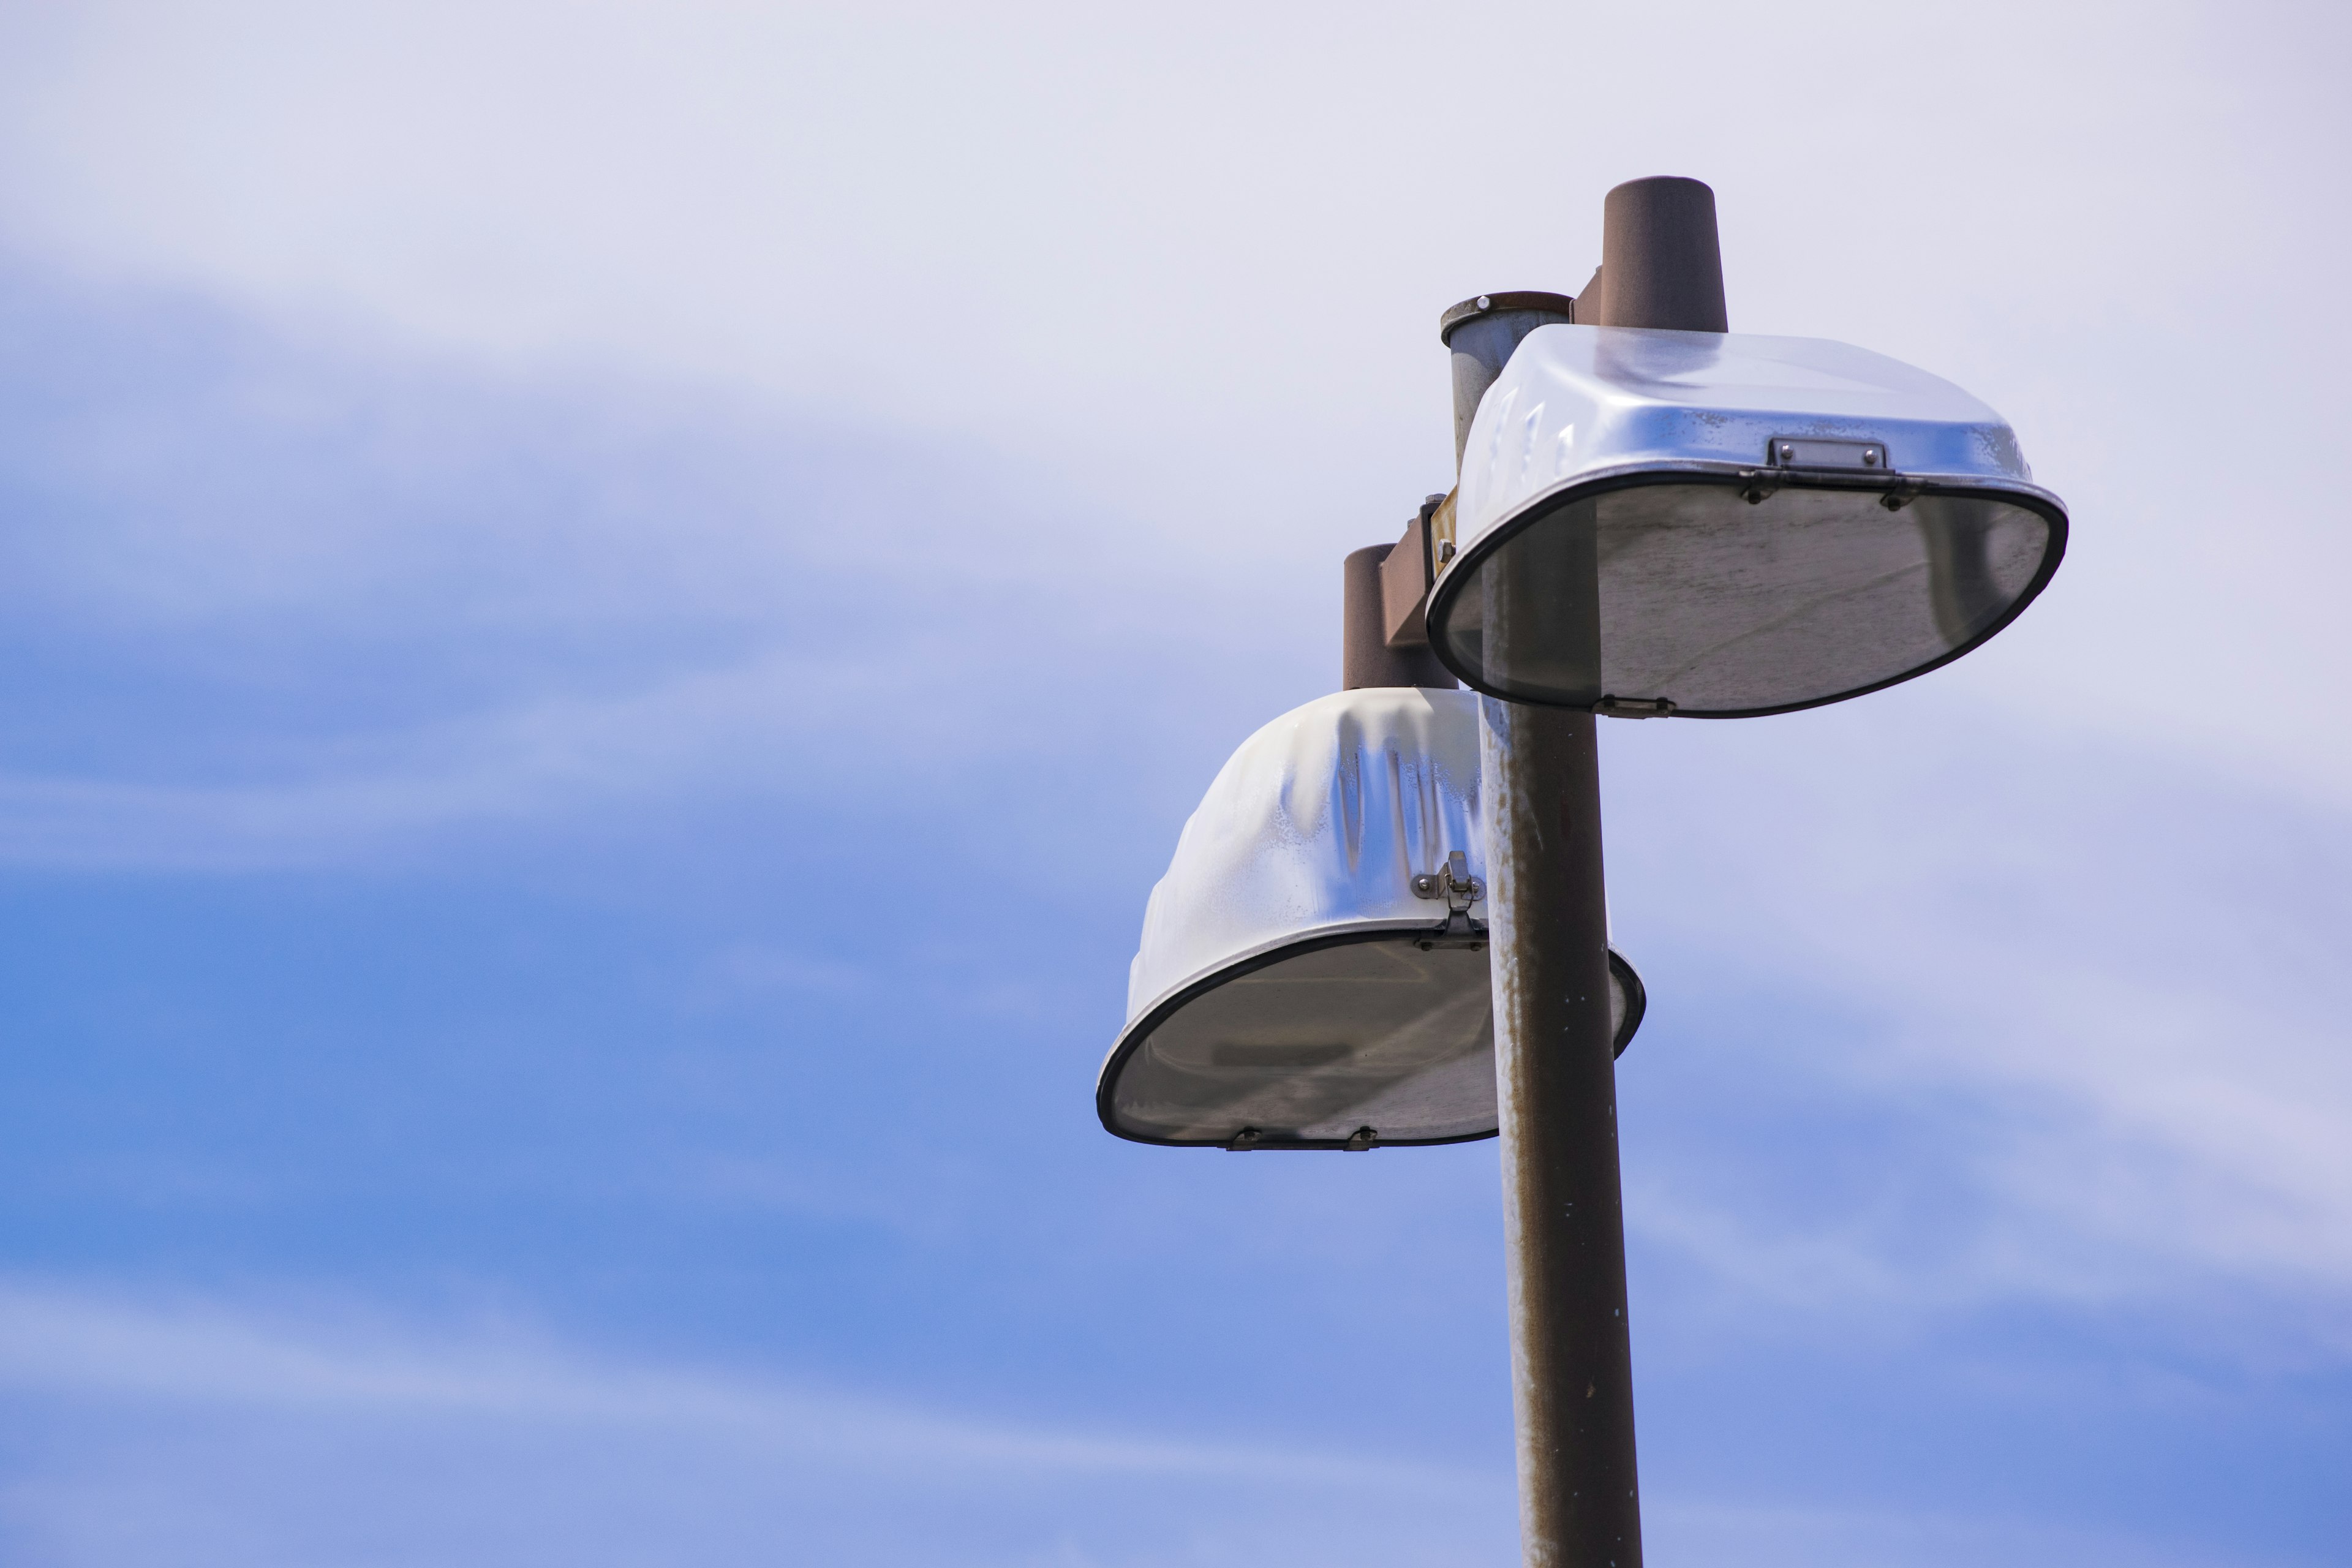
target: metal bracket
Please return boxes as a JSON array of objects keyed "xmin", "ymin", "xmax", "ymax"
[
  {"xmin": 1411, "ymin": 850, "xmax": 1483, "ymax": 910},
  {"xmin": 1342, "ymin": 1126, "xmax": 1378, "ymax": 1152},
  {"xmin": 1381, "ymin": 491, "xmax": 1458, "ymax": 648},
  {"xmin": 1226, "ymin": 1126, "xmax": 1262, "ymax": 1152},
  {"xmin": 1594, "ymin": 696, "xmax": 1675, "ymax": 719},
  {"xmin": 1878, "ymin": 476, "xmax": 1928, "ymax": 511},
  {"xmin": 1411, "ymin": 850, "xmax": 1487, "ymax": 948},
  {"xmin": 1743, "ymin": 454, "xmax": 1925, "ymax": 514}
]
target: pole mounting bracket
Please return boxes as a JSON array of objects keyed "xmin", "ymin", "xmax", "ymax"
[{"xmin": 1411, "ymin": 850, "xmax": 1487, "ymax": 948}]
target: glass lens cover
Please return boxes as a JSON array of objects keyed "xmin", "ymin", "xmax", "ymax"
[
  {"xmin": 1105, "ymin": 934, "xmax": 1635, "ymax": 1147},
  {"xmin": 1434, "ymin": 479, "xmax": 2059, "ymax": 715}
]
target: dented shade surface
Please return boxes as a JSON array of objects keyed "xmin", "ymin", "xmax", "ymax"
[
  {"xmin": 1100, "ymin": 688, "xmax": 1641, "ymax": 1150},
  {"xmin": 1427, "ymin": 326, "xmax": 2068, "ymax": 717}
]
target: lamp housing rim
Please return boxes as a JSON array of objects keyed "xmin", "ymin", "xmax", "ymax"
[
  {"xmin": 1423, "ymin": 462, "xmax": 2070, "ymax": 718},
  {"xmin": 1096, "ymin": 919, "xmax": 1646, "ymax": 1150}
]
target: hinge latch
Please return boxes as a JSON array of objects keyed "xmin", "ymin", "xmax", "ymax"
[
  {"xmin": 1595, "ymin": 696, "xmax": 1675, "ymax": 719},
  {"xmin": 1411, "ymin": 850, "xmax": 1486, "ymax": 948}
]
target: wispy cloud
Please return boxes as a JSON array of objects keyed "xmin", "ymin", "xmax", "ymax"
[
  {"xmin": 0, "ymin": 1279, "xmax": 1513, "ymax": 1567},
  {"xmin": 0, "ymin": 266, "xmax": 1291, "ymax": 872},
  {"xmin": 1609, "ymin": 701, "xmax": 2352, "ymax": 1344},
  {"xmin": 0, "ymin": 1278, "xmax": 1477, "ymax": 1485},
  {"xmin": 0, "ymin": 1280, "xmax": 2305, "ymax": 1568},
  {"xmin": 3, "ymin": 0, "xmax": 2346, "ymax": 801}
]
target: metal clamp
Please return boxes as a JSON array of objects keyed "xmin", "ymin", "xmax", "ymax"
[
  {"xmin": 1412, "ymin": 850, "xmax": 1483, "ymax": 910},
  {"xmin": 1741, "ymin": 462, "xmax": 1929, "ymax": 514},
  {"xmin": 1595, "ymin": 696, "xmax": 1675, "ymax": 719},
  {"xmin": 1878, "ymin": 476, "xmax": 1928, "ymax": 511},
  {"xmin": 1412, "ymin": 850, "xmax": 1487, "ymax": 949}
]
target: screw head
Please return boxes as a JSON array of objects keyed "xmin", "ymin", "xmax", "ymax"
[{"xmin": 1476, "ymin": 295, "xmax": 1491, "ymax": 309}]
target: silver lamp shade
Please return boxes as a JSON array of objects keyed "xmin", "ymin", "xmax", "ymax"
[
  {"xmin": 1098, "ymin": 688, "xmax": 1642, "ymax": 1150},
  {"xmin": 1425, "ymin": 326, "xmax": 2068, "ymax": 717}
]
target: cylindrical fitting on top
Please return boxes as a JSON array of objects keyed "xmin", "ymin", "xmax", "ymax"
[
  {"xmin": 1439, "ymin": 291, "xmax": 1577, "ymax": 472},
  {"xmin": 1591, "ymin": 175, "xmax": 1728, "ymax": 332},
  {"xmin": 1343, "ymin": 545, "xmax": 1456, "ymax": 690}
]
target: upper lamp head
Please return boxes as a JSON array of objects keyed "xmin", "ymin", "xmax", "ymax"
[
  {"xmin": 1425, "ymin": 325, "xmax": 2068, "ymax": 717},
  {"xmin": 1098, "ymin": 687, "xmax": 1642, "ymax": 1150}
]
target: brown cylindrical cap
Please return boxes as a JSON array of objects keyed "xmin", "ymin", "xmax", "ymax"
[{"xmin": 1595, "ymin": 176, "xmax": 1728, "ymax": 332}]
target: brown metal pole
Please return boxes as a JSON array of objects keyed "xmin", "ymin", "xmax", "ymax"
[
  {"xmin": 1483, "ymin": 698, "xmax": 1634, "ymax": 1568},
  {"xmin": 1458, "ymin": 176, "xmax": 1728, "ymax": 1568}
]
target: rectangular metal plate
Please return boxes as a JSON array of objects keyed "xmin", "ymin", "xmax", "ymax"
[{"xmin": 1766, "ymin": 435, "xmax": 1889, "ymax": 470}]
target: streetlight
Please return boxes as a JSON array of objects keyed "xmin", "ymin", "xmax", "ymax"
[
  {"xmin": 1099, "ymin": 175, "xmax": 2065, "ymax": 1568},
  {"xmin": 1428, "ymin": 318, "xmax": 2065, "ymax": 716},
  {"xmin": 1097, "ymin": 684, "xmax": 1645, "ymax": 1150}
]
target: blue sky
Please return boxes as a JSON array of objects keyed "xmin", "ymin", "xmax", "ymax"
[{"xmin": 0, "ymin": 3, "xmax": 2346, "ymax": 1564}]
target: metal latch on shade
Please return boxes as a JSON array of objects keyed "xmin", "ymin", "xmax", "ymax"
[
  {"xmin": 1411, "ymin": 850, "xmax": 1486, "ymax": 949},
  {"xmin": 1226, "ymin": 1124, "xmax": 1379, "ymax": 1152}
]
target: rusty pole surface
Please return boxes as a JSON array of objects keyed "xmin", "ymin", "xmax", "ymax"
[
  {"xmin": 1463, "ymin": 175, "xmax": 1728, "ymax": 1568},
  {"xmin": 1482, "ymin": 697, "xmax": 1638, "ymax": 1568}
]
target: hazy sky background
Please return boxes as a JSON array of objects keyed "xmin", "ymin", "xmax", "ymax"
[{"xmin": 0, "ymin": 3, "xmax": 2345, "ymax": 1564}]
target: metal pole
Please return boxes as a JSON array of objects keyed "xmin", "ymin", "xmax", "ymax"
[
  {"xmin": 1482, "ymin": 696, "xmax": 1634, "ymax": 1568},
  {"xmin": 1457, "ymin": 175, "xmax": 1728, "ymax": 1568}
]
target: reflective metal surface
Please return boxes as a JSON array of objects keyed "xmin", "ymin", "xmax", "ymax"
[
  {"xmin": 1099, "ymin": 688, "xmax": 1642, "ymax": 1149},
  {"xmin": 1429, "ymin": 326, "xmax": 2067, "ymax": 716}
]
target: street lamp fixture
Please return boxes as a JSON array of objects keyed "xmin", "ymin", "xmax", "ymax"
[
  {"xmin": 1098, "ymin": 174, "xmax": 2065, "ymax": 1568},
  {"xmin": 1425, "ymin": 322, "xmax": 2067, "ymax": 714},
  {"xmin": 1097, "ymin": 687, "xmax": 1643, "ymax": 1150}
]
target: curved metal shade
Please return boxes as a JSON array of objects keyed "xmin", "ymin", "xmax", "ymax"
[
  {"xmin": 1098, "ymin": 687, "xmax": 1643, "ymax": 1150},
  {"xmin": 1427, "ymin": 326, "xmax": 2068, "ymax": 717}
]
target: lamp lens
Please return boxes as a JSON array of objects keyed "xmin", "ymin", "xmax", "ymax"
[
  {"xmin": 1107, "ymin": 936, "xmax": 1637, "ymax": 1146},
  {"xmin": 1436, "ymin": 481, "xmax": 2057, "ymax": 715}
]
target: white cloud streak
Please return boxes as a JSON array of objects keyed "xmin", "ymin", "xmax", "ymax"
[
  {"xmin": 0, "ymin": 1278, "xmax": 1519, "ymax": 1568},
  {"xmin": 0, "ymin": 1280, "xmax": 2290, "ymax": 1568},
  {"xmin": 1, "ymin": 0, "xmax": 2348, "ymax": 804},
  {"xmin": 1607, "ymin": 700, "xmax": 2352, "ymax": 1346},
  {"xmin": 0, "ymin": 1279, "xmax": 1474, "ymax": 1488}
]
